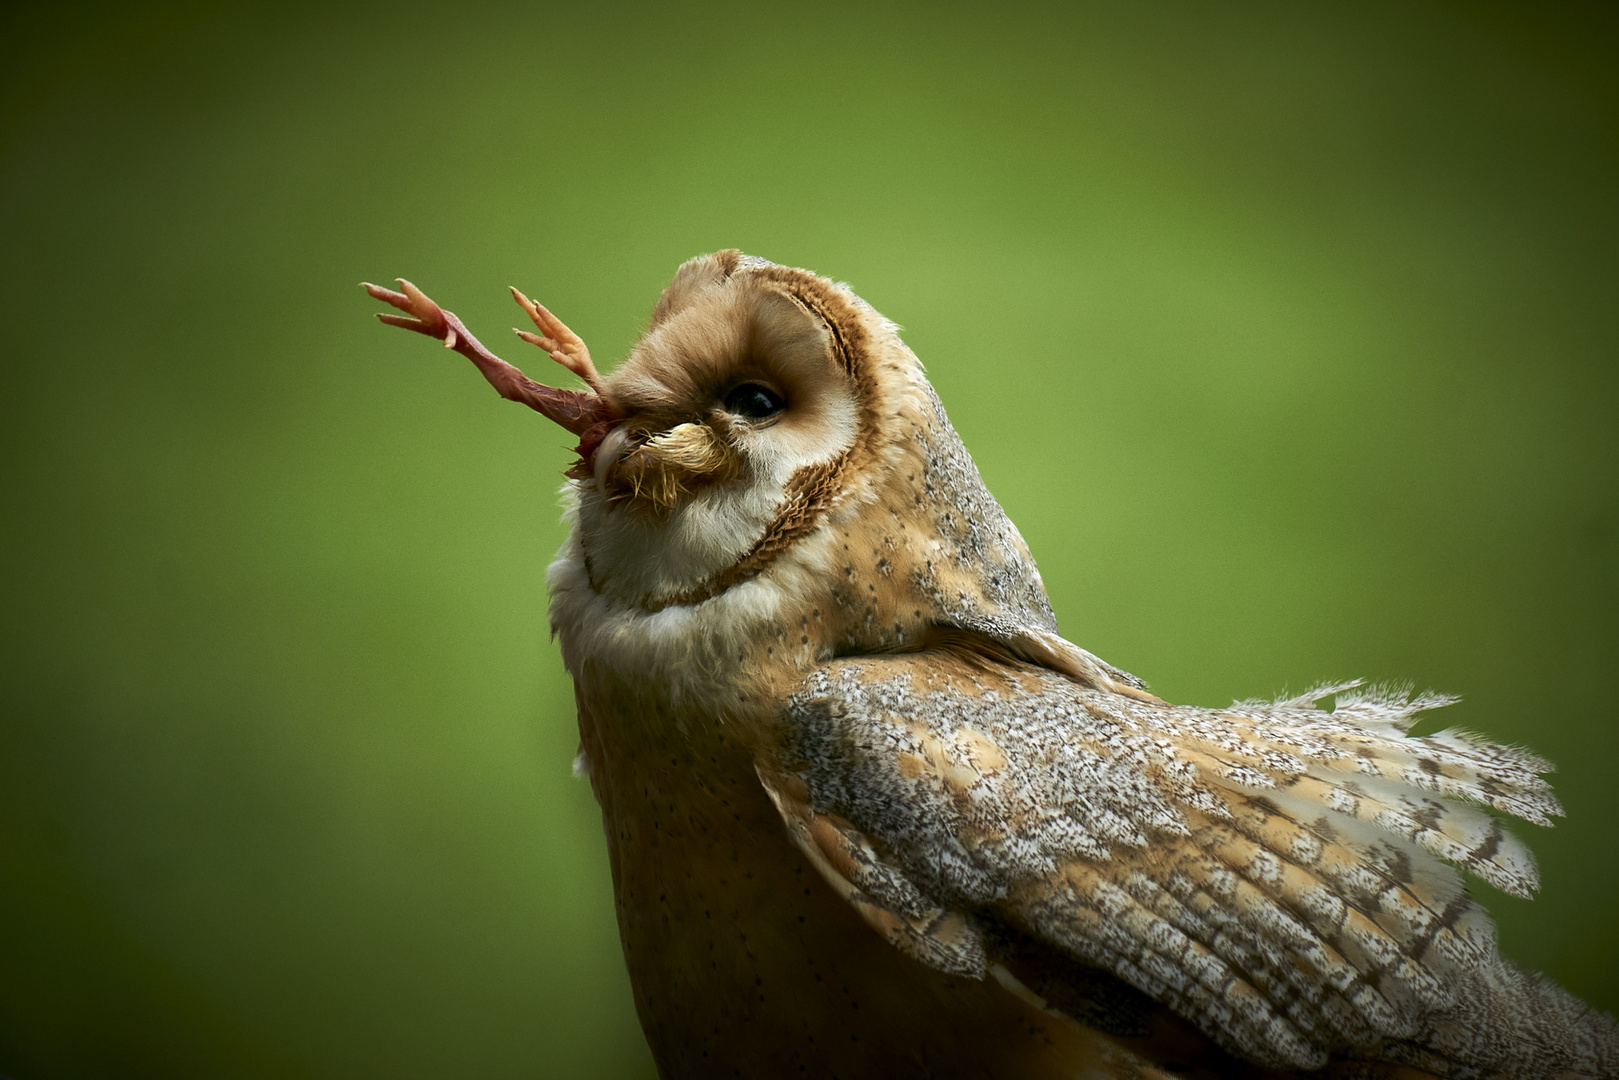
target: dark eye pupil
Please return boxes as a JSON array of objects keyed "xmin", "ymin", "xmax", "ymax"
[{"xmin": 723, "ymin": 382, "xmax": 786, "ymax": 419}]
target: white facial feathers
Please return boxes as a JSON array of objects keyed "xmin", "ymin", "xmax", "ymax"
[{"xmin": 569, "ymin": 265, "xmax": 859, "ymax": 608}]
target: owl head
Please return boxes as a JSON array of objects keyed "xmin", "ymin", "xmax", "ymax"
[
  {"xmin": 561, "ymin": 252, "xmax": 1056, "ymax": 630},
  {"xmin": 370, "ymin": 251, "xmax": 1145, "ymax": 695},
  {"xmin": 568, "ymin": 251, "xmax": 878, "ymax": 610}
]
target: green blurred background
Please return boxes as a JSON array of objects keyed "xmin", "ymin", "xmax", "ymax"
[{"xmin": 2, "ymin": 2, "xmax": 1614, "ymax": 1076}]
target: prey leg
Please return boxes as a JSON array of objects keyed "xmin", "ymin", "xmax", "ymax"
[
  {"xmin": 510, "ymin": 286, "xmax": 603, "ymax": 392},
  {"xmin": 362, "ymin": 279, "xmax": 617, "ymax": 436}
]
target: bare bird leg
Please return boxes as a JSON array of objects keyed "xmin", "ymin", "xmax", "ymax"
[
  {"xmin": 362, "ymin": 279, "xmax": 619, "ymax": 436},
  {"xmin": 510, "ymin": 286, "xmax": 603, "ymax": 392}
]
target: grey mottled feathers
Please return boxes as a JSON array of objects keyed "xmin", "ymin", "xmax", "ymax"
[{"xmin": 776, "ymin": 652, "xmax": 1618, "ymax": 1078}]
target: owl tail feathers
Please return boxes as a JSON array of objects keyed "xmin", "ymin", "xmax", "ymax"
[{"xmin": 1387, "ymin": 959, "xmax": 1619, "ymax": 1079}]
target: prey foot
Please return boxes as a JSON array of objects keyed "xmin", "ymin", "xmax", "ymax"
[
  {"xmin": 362, "ymin": 278, "xmax": 620, "ymax": 437},
  {"xmin": 510, "ymin": 286, "xmax": 603, "ymax": 392}
]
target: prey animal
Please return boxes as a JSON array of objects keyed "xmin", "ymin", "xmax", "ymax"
[{"xmin": 365, "ymin": 252, "xmax": 1617, "ymax": 1079}]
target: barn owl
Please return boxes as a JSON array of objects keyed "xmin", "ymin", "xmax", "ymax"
[{"xmin": 365, "ymin": 252, "xmax": 1617, "ymax": 1079}]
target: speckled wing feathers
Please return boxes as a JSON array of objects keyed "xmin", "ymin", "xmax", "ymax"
[
  {"xmin": 757, "ymin": 765, "xmax": 989, "ymax": 977},
  {"xmin": 780, "ymin": 653, "xmax": 1616, "ymax": 1077}
]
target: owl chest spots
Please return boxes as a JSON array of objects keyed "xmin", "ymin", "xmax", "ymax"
[
  {"xmin": 570, "ymin": 668, "xmax": 1141, "ymax": 1080},
  {"xmin": 571, "ymin": 670, "xmax": 865, "ymax": 1071}
]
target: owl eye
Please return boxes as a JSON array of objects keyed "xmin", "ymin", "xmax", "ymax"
[{"xmin": 722, "ymin": 382, "xmax": 787, "ymax": 420}]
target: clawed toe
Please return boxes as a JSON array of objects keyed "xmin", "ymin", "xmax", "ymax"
[
  {"xmin": 510, "ymin": 286, "xmax": 603, "ymax": 391},
  {"xmin": 363, "ymin": 279, "xmax": 453, "ymax": 343}
]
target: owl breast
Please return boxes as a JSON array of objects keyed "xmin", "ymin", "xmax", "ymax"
[{"xmin": 567, "ymin": 654, "xmax": 1180, "ymax": 1080}]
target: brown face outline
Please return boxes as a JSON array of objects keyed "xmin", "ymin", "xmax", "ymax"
[{"xmin": 364, "ymin": 253, "xmax": 888, "ymax": 608}]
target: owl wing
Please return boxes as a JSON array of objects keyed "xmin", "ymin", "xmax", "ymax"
[{"xmin": 768, "ymin": 647, "xmax": 1612, "ymax": 1077}]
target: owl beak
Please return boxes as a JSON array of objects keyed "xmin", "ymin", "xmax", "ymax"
[
  {"xmin": 585, "ymin": 425, "xmax": 634, "ymax": 492},
  {"xmin": 565, "ymin": 419, "xmax": 626, "ymax": 483}
]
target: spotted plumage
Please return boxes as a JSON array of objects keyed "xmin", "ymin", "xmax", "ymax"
[{"xmin": 366, "ymin": 252, "xmax": 1617, "ymax": 1079}]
